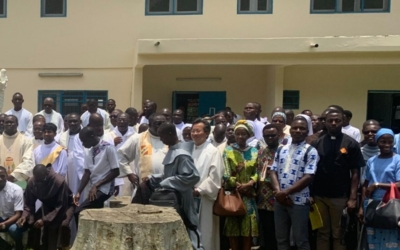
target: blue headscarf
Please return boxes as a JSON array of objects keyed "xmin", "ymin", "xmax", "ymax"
[{"xmin": 375, "ymin": 128, "xmax": 394, "ymax": 143}]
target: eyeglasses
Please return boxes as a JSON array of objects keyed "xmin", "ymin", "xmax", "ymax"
[
  {"xmin": 363, "ymin": 130, "xmax": 378, "ymax": 135},
  {"xmin": 263, "ymin": 134, "xmax": 278, "ymax": 138}
]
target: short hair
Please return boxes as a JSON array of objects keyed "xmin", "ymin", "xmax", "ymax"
[
  {"xmin": 224, "ymin": 107, "xmax": 232, "ymax": 111},
  {"xmin": 87, "ymin": 99, "xmax": 98, "ymax": 105},
  {"xmin": 158, "ymin": 122, "xmax": 177, "ymax": 136},
  {"xmin": 292, "ymin": 116, "xmax": 309, "ymax": 129},
  {"xmin": 33, "ymin": 114, "xmax": 45, "ymax": 123},
  {"xmin": 148, "ymin": 101, "xmax": 157, "ymax": 110},
  {"xmin": 363, "ymin": 119, "xmax": 381, "ymax": 129},
  {"xmin": 192, "ymin": 118, "xmax": 211, "ymax": 133},
  {"xmin": 0, "ymin": 166, "xmax": 7, "ymax": 175},
  {"xmin": 6, "ymin": 115, "xmax": 18, "ymax": 125},
  {"xmin": 149, "ymin": 112, "xmax": 164, "ymax": 124},
  {"xmin": 343, "ymin": 110, "xmax": 352, "ymax": 118},
  {"xmin": 68, "ymin": 112, "xmax": 80, "ymax": 118},
  {"xmin": 326, "ymin": 109, "xmax": 344, "ymax": 118},
  {"xmin": 125, "ymin": 107, "xmax": 138, "ymax": 114},
  {"xmin": 12, "ymin": 92, "xmax": 23, "ymax": 99},
  {"xmin": 262, "ymin": 123, "xmax": 280, "ymax": 132},
  {"xmin": 80, "ymin": 126, "xmax": 96, "ymax": 138},
  {"xmin": 42, "ymin": 123, "xmax": 57, "ymax": 132},
  {"xmin": 301, "ymin": 109, "xmax": 312, "ymax": 114},
  {"xmin": 107, "ymin": 99, "xmax": 116, "ymax": 103},
  {"xmin": 328, "ymin": 105, "xmax": 344, "ymax": 113}
]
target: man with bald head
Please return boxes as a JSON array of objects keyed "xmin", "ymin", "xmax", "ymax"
[
  {"xmin": 140, "ymin": 101, "xmax": 157, "ymax": 124},
  {"xmin": 6, "ymin": 92, "xmax": 33, "ymax": 136},
  {"xmin": 0, "ymin": 115, "xmax": 34, "ymax": 183},
  {"xmin": 81, "ymin": 99, "xmax": 111, "ymax": 130},
  {"xmin": 118, "ymin": 113, "xmax": 167, "ymax": 197},
  {"xmin": 210, "ymin": 123, "xmax": 227, "ymax": 147},
  {"xmin": 36, "ymin": 97, "xmax": 64, "ymax": 134}
]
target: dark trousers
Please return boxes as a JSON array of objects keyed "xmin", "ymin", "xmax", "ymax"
[
  {"xmin": 259, "ymin": 209, "xmax": 278, "ymax": 250},
  {"xmin": 74, "ymin": 190, "xmax": 111, "ymax": 227},
  {"xmin": 219, "ymin": 216, "xmax": 230, "ymax": 250}
]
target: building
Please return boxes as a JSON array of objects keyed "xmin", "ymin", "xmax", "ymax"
[{"xmin": 0, "ymin": 0, "xmax": 399, "ymax": 131}]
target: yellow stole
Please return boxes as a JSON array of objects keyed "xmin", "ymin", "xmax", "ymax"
[
  {"xmin": 139, "ymin": 131, "xmax": 154, "ymax": 179},
  {"xmin": 40, "ymin": 145, "xmax": 64, "ymax": 165}
]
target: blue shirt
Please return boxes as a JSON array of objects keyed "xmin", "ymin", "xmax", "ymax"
[
  {"xmin": 364, "ymin": 154, "xmax": 400, "ymax": 186},
  {"xmin": 272, "ymin": 141, "xmax": 319, "ymax": 205}
]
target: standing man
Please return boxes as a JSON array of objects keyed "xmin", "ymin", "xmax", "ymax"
[
  {"xmin": 36, "ymin": 98, "xmax": 64, "ymax": 135},
  {"xmin": 173, "ymin": 109, "xmax": 185, "ymax": 131},
  {"xmin": 18, "ymin": 164, "xmax": 74, "ymax": 250},
  {"xmin": 6, "ymin": 93, "xmax": 33, "ymax": 136},
  {"xmin": 109, "ymin": 109, "xmax": 123, "ymax": 132},
  {"xmin": 284, "ymin": 109, "xmax": 294, "ymax": 127},
  {"xmin": 161, "ymin": 108, "xmax": 172, "ymax": 122},
  {"xmin": 74, "ymin": 127, "xmax": 120, "ymax": 226},
  {"xmin": 0, "ymin": 166, "xmax": 25, "ymax": 250},
  {"xmin": 118, "ymin": 113, "xmax": 167, "ymax": 192},
  {"xmin": 210, "ymin": 124, "xmax": 227, "ymax": 147},
  {"xmin": 59, "ymin": 113, "xmax": 85, "ymax": 203},
  {"xmin": 191, "ymin": 119, "xmax": 224, "ymax": 250},
  {"xmin": 0, "ymin": 115, "xmax": 34, "ymax": 182},
  {"xmin": 0, "ymin": 113, "xmax": 6, "ymax": 134},
  {"xmin": 125, "ymin": 107, "xmax": 139, "ymax": 132},
  {"xmin": 311, "ymin": 109, "xmax": 364, "ymax": 250},
  {"xmin": 31, "ymin": 121, "xmax": 45, "ymax": 150},
  {"xmin": 342, "ymin": 110, "xmax": 361, "ymax": 142},
  {"xmin": 156, "ymin": 122, "xmax": 202, "ymax": 249},
  {"xmin": 270, "ymin": 118, "xmax": 319, "ymax": 250},
  {"xmin": 81, "ymin": 99, "xmax": 111, "ymax": 129},
  {"xmin": 106, "ymin": 99, "xmax": 116, "ymax": 114},
  {"xmin": 34, "ymin": 123, "xmax": 68, "ymax": 177},
  {"xmin": 243, "ymin": 102, "xmax": 263, "ymax": 140},
  {"xmin": 140, "ymin": 101, "xmax": 157, "ymax": 125}
]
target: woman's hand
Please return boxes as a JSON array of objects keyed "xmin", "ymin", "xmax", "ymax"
[{"xmin": 366, "ymin": 183, "xmax": 377, "ymax": 198}]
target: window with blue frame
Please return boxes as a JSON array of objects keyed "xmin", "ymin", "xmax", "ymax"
[
  {"xmin": 283, "ymin": 90, "xmax": 300, "ymax": 110},
  {"xmin": 146, "ymin": 0, "xmax": 202, "ymax": 15},
  {"xmin": 0, "ymin": 0, "xmax": 6, "ymax": 18},
  {"xmin": 311, "ymin": 0, "xmax": 390, "ymax": 13},
  {"xmin": 41, "ymin": 0, "xmax": 67, "ymax": 17},
  {"xmin": 238, "ymin": 0, "xmax": 273, "ymax": 14},
  {"xmin": 38, "ymin": 90, "xmax": 108, "ymax": 117}
]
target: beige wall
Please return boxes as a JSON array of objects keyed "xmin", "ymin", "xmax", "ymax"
[
  {"xmin": 2, "ymin": 68, "xmax": 132, "ymax": 114},
  {"xmin": 284, "ymin": 65, "xmax": 400, "ymax": 129},
  {"xmin": 143, "ymin": 65, "xmax": 269, "ymax": 117}
]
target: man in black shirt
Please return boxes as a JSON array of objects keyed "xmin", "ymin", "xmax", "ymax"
[{"xmin": 311, "ymin": 109, "xmax": 364, "ymax": 250}]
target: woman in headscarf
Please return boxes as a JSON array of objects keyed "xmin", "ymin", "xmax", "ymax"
[
  {"xmin": 271, "ymin": 112, "xmax": 291, "ymax": 145},
  {"xmin": 358, "ymin": 128, "xmax": 400, "ymax": 250},
  {"xmin": 223, "ymin": 120, "xmax": 258, "ymax": 250},
  {"xmin": 181, "ymin": 124, "xmax": 192, "ymax": 142},
  {"xmin": 295, "ymin": 114, "xmax": 315, "ymax": 144}
]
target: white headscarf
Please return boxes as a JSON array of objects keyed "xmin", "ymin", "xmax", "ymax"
[{"xmin": 295, "ymin": 114, "xmax": 313, "ymax": 136}]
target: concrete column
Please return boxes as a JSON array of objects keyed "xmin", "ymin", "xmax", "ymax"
[
  {"xmin": 131, "ymin": 66, "xmax": 143, "ymax": 109},
  {"xmin": 265, "ymin": 66, "xmax": 285, "ymax": 116}
]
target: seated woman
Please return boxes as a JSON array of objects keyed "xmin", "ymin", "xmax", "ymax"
[
  {"xmin": 223, "ymin": 120, "xmax": 258, "ymax": 250},
  {"xmin": 359, "ymin": 128, "xmax": 400, "ymax": 250}
]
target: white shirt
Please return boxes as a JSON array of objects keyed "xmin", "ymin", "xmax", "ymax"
[
  {"xmin": 0, "ymin": 181, "xmax": 24, "ymax": 219},
  {"xmin": 34, "ymin": 141, "xmax": 68, "ymax": 178},
  {"xmin": 342, "ymin": 125, "xmax": 361, "ymax": 142},
  {"xmin": 81, "ymin": 108, "xmax": 111, "ymax": 130},
  {"xmin": 174, "ymin": 122, "xmax": 185, "ymax": 131},
  {"xmin": 85, "ymin": 140, "xmax": 119, "ymax": 194},
  {"xmin": 6, "ymin": 108, "xmax": 33, "ymax": 136},
  {"xmin": 140, "ymin": 116, "xmax": 149, "ymax": 124},
  {"xmin": 36, "ymin": 110, "xmax": 64, "ymax": 134}
]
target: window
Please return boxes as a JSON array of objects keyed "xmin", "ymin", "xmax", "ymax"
[
  {"xmin": 0, "ymin": 0, "xmax": 6, "ymax": 18},
  {"xmin": 311, "ymin": 0, "xmax": 390, "ymax": 13},
  {"xmin": 283, "ymin": 91, "xmax": 300, "ymax": 110},
  {"xmin": 41, "ymin": 0, "xmax": 67, "ymax": 17},
  {"xmin": 146, "ymin": 0, "xmax": 202, "ymax": 15},
  {"xmin": 38, "ymin": 90, "xmax": 107, "ymax": 117},
  {"xmin": 238, "ymin": 0, "xmax": 273, "ymax": 14}
]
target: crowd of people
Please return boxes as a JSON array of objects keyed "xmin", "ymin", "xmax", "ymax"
[{"xmin": 0, "ymin": 92, "xmax": 399, "ymax": 250}]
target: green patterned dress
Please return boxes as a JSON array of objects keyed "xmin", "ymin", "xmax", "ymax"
[{"xmin": 223, "ymin": 144, "xmax": 259, "ymax": 237}]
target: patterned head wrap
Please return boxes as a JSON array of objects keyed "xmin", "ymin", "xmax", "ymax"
[
  {"xmin": 234, "ymin": 120, "xmax": 254, "ymax": 136},
  {"xmin": 375, "ymin": 128, "xmax": 394, "ymax": 143},
  {"xmin": 272, "ymin": 112, "xmax": 287, "ymax": 123}
]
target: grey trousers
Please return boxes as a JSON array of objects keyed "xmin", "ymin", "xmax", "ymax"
[{"xmin": 274, "ymin": 202, "xmax": 311, "ymax": 250}]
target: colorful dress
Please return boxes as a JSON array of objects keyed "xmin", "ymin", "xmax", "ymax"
[
  {"xmin": 223, "ymin": 144, "xmax": 259, "ymax": 237},
  {"xmin": 363, "ymin": 154, "xmax": 400, "ymax": 250}
]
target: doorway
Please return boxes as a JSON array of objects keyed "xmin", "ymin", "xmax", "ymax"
[
  {"xmin": 367, "ymin": 91, "xmax": 400, "ymax": 133},
  {"xmin": 172, "ymin": 91, "xmax": 226, "ymax": 123}
]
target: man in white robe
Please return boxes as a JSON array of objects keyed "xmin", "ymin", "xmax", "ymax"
[
  {"xmin": 33, "ymin": 123, "xmax": 67, "ymax": 178},
  {"xmin": 139, "ymin": 101, "xmax": 157, "ymax": 125},
  {"xmin": 59, "ymin": 113, "xmax": 85, "ymax": 199},
  {"xmin": 36, "ymin": 97, "xmax": 64, "ymax": 135},
  {"xmin": 118, "ymin": 113, "xmax": 167, "ymax": 190},
  {"xmin": 31, "ymin": 121, "xmax": 45, "ymax": 150},
  {"xmin": 81, "ymin": 99, "xmax": 111, "ymax": 130},
  {"xmin": 0, "ymin": 115, "xmax": 34, "ymax": 183},
  {"xmin": 191, "ymin": 119, "xmax": 224, "ymax": 250},
  {"xmin": 108, "ymin": 113, "xmax": 135, "ymax": 196},
  {"xmin": 210, "ymin": 124, "xmax": 227, "ymax": 148},
  {"xmin": 5, "ymin": 92, "xmax": 33, "ymax": 136},
  {"xmin": 126, "ymin": 107, "xmax": 139, "ymax": 133},
  {"xmin": 172, "ymin": 109, "xmax": 185, "ymax": 131}
]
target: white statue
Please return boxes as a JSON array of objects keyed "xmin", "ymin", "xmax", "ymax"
[{"xmin": 0, "ymin": 69, "xmax": 8, "ymax": 112}]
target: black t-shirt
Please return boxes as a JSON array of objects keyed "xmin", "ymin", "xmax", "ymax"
[{"xmin": 311, "ymin": 133, "xmax": 365, "ymax": 198}]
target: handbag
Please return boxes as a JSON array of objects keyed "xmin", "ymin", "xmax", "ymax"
[
  {"xmin": 365, "ymin": 183, "xmax": 400, "ymax": 229},
  {"xmin": 213, "ymin": 187, "xmax": 246, "ymax": 217}
]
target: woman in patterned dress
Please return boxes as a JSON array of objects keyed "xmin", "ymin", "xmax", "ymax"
[{"xmin": 223, "ymin": 120, "xmax": 258, "ymax": 250}]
